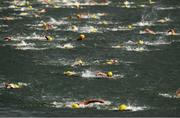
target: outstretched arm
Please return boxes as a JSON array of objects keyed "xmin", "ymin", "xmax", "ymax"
[{"xmin": 82, "ymin": 99, "xmax": 105, "ymax": 105}]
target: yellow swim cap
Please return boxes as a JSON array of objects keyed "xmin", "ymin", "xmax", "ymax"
[
  {"xmin": 118, "ymin": 104, "xmax": 127, "ymax": 111},
  {"xmin": 72, "ymin": 103, "xmax": 79, "ymax": 109},
  {"xmin": 28, "ymin": 5, "xmax": 32, "ymax": 9},
  {"xmin": 138, "ymin": 40, "xmax": 144, "ymax": 45},
  {"xmin": 106, "ymin": 61, "xmax": 113, "ymax": 65},
  {"xmin": 128, "ymin": 25, "xmax": 132, "ymax": 29},
  {"xmin": 92, "ymin": 15, "xmax": 97, "ymax": 19},
  {"xmin": 46, "ymin": 36, "xmax": 53, "ymax": 41},
  {"xmin": 107, "ymin": 71, "xmax": 113, "ymax": 77}
]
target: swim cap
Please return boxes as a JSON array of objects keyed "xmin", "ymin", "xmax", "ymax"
[
  {"xmin": 138, "ymin": 40, "xmax": 144, "ymax": 45},
  {"xmin": 45, "ymin": 36, "xmax": 53, "ymax": 41},
  {"xmin": 28, "ymin": 5, "xmax": 32, "ymax": 9},
  {"xmin": 72, "ymin": 25, "xmax": 78, "ymax": 31},
  {"xmin": 76, "ymin": 14, "xmax": 81, "ymax": 19},
  {"xmin": 78, "ymin": 34, "xmax": 85, "ymax": 41},
  {"xmin": 128, "ymin": 25, "xmax": 132, "ymax": 29},
  {"xmin": 106, "ymin": 61, "xmax": 113, "ymax": 65},
  {"xmin": 118, "ymin": 104, "xmax": 127, "ymax": 111},
  {"xmin": 72, "ymin": 103, "xmax": 79, "ymax": 109},
  {"xmin": 107, "ymin": 71, "xmax": 113, "ymax": 77}
]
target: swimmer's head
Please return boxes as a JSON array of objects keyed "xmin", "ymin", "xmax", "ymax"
[
  {"xmin": 28, "ymin": 5, "xmax": 32, "ymax": 9},
  {"xmin": 107, "ymin": 71, "xmax": 113, "ymax": 77},
  {"xmin": 118, "ymin": 104, "xmax": 127, "ymax": 111},
  {"xmin": 45, "ymin": 36, "xmax": 53, "ymax": 41},
  {"xmin": 138, "ymin": 40, "xmax": 144, "ymax": 45},
  {"xmin": 77, "ymin": 34, "xmax": 85, "ymax": 41},
  {"xmin": 72, "ymin": 25, "xmax": 78, "ymax": 31},
  {"xmin": 74, "ymin": 2, "xmax": 80, "ymax": 9},
  {"xmin": 68, "ymin": 16, "xmax": 72, "ymax": 20},
  {"xmin": 176, "ymin": 88, "xmax": 180, "ymax": 97},
  {"xmin": 76, "ymin": 14, "xmax": 81, "ymax": 19},
  {"xmin": 167, "ymin": 29, "xmax": 176, "ymax": 35},
  {"xmin": 128, "ymin": 25, "xmax": 132, "ymax": 29},
  {"xmin": 72, "ymin": 103, "xmax": 80, "ymax": 109}
]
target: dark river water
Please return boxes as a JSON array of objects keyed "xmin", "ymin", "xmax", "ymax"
[{"xmin": 0, "ymin": 0, "xmax": 180, "ymax": 117}]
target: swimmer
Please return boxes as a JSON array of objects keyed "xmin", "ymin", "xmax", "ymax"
[
  {"xmin": 42, "ymin": 22, "xmax": 54, "ymax": 30},
  {"xmin": 176, "ymin": 88, "xmax": 180, "ymax": 97},
  {"xmin": 38, "ymin": 9, "xmax": 46, "ymax": 14},
  {"xmin": 74, "ymin": 2, "xmax": 80, "ymax": 9},
  {"xmin": 77, "ymin": 34, "xmax": 86, "ymax": 41},
  {"xmin": 123, "ymin": 1, "xmax": 131, "ymax": 8},
  {"xmin": 71, "ymin": 25, "xmax": 78, "ymax": 32},
  {"xmin": 144, "ymin": 28, "xmax": 156, "ymax": 35},
  {"xmin": 71, "ymin": 59, "xmax": 85, "ymax": 67},
  {"xmin": 76, "ymin": 14, "xmax": 81, "ymax": 20},
  {"xmin": 3, "ymin": 17, "xmax": 14, "ymax": 21},
  {"xmin": 118, "ymin": 104, "xmax": 128, "ymax": 111},
  {"xmin": 149, "ymin": 0, "xmax": 155, "ymax": 4},
  {"xmin": 128, "ymin": 25, "xmax": 133, "ymax": 29},
  {"xmin": 64, "ymin": 71, "xmax": 79, "ymax": 77},
  {"xmin": 4, "ymin": 36, "xmax": 12, "ymax": 41},
  {"xmin": 72, "ymin": 99, "xmax": 105, "ymax": 108},
  {"xmin": 106, "ymin": 59, "xmax": 118, "ymax": 65},
  {"xmin": 157, "ymin": 17, "xmax": 170, "ymax": 23},
  {"xmin": 67, "ymin": 16, "xmax": 72, "ymax": 20},
  {"xmin": 137, "ymin": 40, "xmax": 144, "ymax": 45},
  {"xmin": 3, "ymin": 82, "xmax": 25, "ymax": 89},
  {"xmin": 96, "ymin": 71, "xmax": 113, "ymax": 78},
  {"xmin": 45, "ymin": 35, "xmax": 53, "ymax": 41},
  {"xmin": 167, "ymin": 29, "xmax": 176, "ymax": 35}
]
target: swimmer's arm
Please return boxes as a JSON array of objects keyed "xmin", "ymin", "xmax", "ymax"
[
  {"xmin": 83, "ymin": 99, "xmax": 104, "ymax": 105},
  {"xmin": 96, "ymin": 72, "xmax": 107, "ymax": 77}
]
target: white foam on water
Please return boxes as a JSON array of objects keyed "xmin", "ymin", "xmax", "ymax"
[
  {"xmin": 107, "ymin": 26, "xmax": 134, "ymax": 31},
  {"xmin": 124, "ymin": 46, "xmax": 149, "ymax": 52},
  {"xmin": 82, "ymin": 70, "xmax": 96, "ymax": 78},
  {"xmin": 0, "ymin": 16, "xmax": 23, "ymax": 20},
  {"xmin": 166, "ymin": 33, "xmax": 180, "ymax": 36},
  {"xmin": 125, "ymin": 40, "xmax": 136, "ymax": 45},
  {"xmin": 133, "ymin": 21, "xmax": 154, "ymax": 26},
  {"xmin": 12, "ymin": 40, "xmax": 35, "ymax": 47},
  {"xmin": 111, "ymin": 45, "xmax": 124, "ymax": 49},
  {"xmin": 49, "ymin": 18, "xmax": 69, "ymax": 25},
  {"xmin": 144, "ymin": 40, "xmax": 171, "ymax": 46},
  {"xmin": 156, "ymin": 7, "xmax": 178, "ymax": 10},
  {"xmin": 17, "ymin": 33, "xmax": 45, "ymax": 40},
  {"xmin": 56, "ymin": 43, "xmax": 75, "ymax": 49},
  {"xmin": 158, "ymin": 93, "xmax": 179, "ymax": 98},
  {"xmin": 0, "ymin": 24, "xmax": 9, "ymax": 28},
  {"xmin": 78, "ymin": 26, "xmax": 98, "ymax": 33},
  {"xmin": 12, "ymin": 40, "xmax": 48, "ymax": 50},
  {"xmin": 16, "ymin": 46, "xmax": 48, "ymax": 50},
  {"xmin": 127, "ymin": 104, "xmax": 148, "ymax": 112},
  {"xmin": 61, "ymin": 1, "xmax": 111, "ymax": 7}
]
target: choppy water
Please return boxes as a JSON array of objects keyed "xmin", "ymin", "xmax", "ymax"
[{"xmin": 0, "ymin": 0, "xmax": 180, "ymax": 117}]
